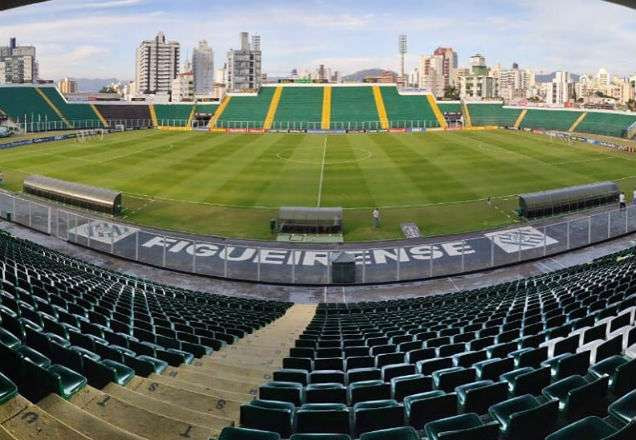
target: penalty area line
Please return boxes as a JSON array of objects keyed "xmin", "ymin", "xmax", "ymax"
[{"xmin": 316, "ymin": 137, "xmax": 327, "ymax": 207}]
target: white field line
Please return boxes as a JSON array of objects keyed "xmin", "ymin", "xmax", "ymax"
[{"xmin": 316, "ymin": 137, "xmax": 328, "ymax": 207}]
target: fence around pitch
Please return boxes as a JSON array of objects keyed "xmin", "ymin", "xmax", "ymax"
[
  {"xmin": 13, "ymin": 116, "xmax": 154, "ymax": 132},
  {"xmin": 1, "ymin": 191, "xmax": 635, "ymax": 285}
]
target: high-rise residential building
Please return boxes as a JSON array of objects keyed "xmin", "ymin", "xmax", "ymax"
[
  {"xmin": 418, "ymin": 47, "xmax": 457, "ymax": 97},
  {"xmin": 57, "ymin": 77, "xmax": 77, "ymax": 94},
  {"xmin": 135, "ymin": 32, "xmax": 180, "ymax": 96},
  {"xmin": 192, "ymin": 40, "xmax": 214, "ymax": 96},
  {"xmin": 171, "ymin": 61, "xmax": 194, "ymax": 102},
  {"xmin": 226, "ymin": 32, "xmax": 262, "ymax": 92},
  {"xmin": 596, "ymin": 68, "xmax": 610, "ymax": 87},
  {"xmin": 0, "ymin": 38, "xmax": 38, "ymax": 84},
  {"xmin": 499, "ymin": 63, "xmax": 533, "ymax": 101},
  {"xmin": 546, "ymin": 71, "xmax": 574, "ymax": 105},
  {"xmin": 459, "ymin": 54, "xmax": 498, "ymax": 100}
]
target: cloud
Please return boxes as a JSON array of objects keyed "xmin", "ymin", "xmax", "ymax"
[{"xmin": 1, "ymin": 0, "xmax": 634, "ymax": 79}]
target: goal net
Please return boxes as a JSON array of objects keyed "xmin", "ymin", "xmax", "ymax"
[{"xmin": 76, "ymin": 129, "xmax": 106, "ymax": 143}]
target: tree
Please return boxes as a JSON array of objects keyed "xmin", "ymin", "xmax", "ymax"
[
  {"xmin": 99, "ymin": 86, "xmax": 117, "ymax": 94},
  {"xmin": 627, "ymin": 99, "xmax": 636, "ymax": 112}
]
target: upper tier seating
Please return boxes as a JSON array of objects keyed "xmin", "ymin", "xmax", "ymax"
[
  {"xmin": 217, "ymin": 88, "xmax": 276, "ymax": 128},
  {"xmin": 467, "ymin": 103, "xmax": 522, "ymax": 127},
  {"xmin": 0, "ymin": 86, "xmax": 63, "ymax": 127},
  {"xmin": 38, "ymin": 87, "xmax": 103, "ymax": 128},
  {"xmin": 196, "ymin": 103, "xmax": 220, "ymax": 114},
  {"xmin": 233, "ymin": 247, "xmax": 636, "ymax": 439},
  {"xmin": 381, "ymin": 88, "xmax": 439, "ymax": 129},
  {"xmin": 95, "ymin": 104, "xmax": 153, "ymax": 128},
  {"xmin": 576, "ymin": 112, "xmax": 636, "ymax": 138},
  {"xmin": 437, "ymin": 103, "xmax": 461, "ymax": 113},
  {"xmin": 330, "ymin": 87, "xmax": 379, "ymax": 130},
  {"xmin": 521, "ymin": 110, "xmax": 583, "ymax": 132},
  {"xmin": 154, "ymin": 104, "xmax": 195, "ymax": 127},
  {"xmin": 273, "ymin": 87, "xmax": 323, "ymax": 129}
]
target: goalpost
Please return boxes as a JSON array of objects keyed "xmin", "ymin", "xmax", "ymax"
[{"xmin": 76, "ymin": 128, "xmax": 106, "ymax": 143}]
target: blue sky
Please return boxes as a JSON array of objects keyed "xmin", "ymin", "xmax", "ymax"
[{"xmin": 0, "ymin": 0, "xmax": 634, "ymax": 80}]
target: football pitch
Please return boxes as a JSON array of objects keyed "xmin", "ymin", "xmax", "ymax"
[{"xmin": 1, "ymin": 128, "xmax": 636, "ymax": 241}]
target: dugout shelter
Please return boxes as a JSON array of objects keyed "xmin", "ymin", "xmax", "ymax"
[
  {"xmin": 24, "ymin": 175, "xmax": 122, "ymax": 215},
  {"xmin": 277, "ymin": 207, "xmax": 343, "ymax": 234},
  {"xmin": 519, "ymin": 181, "xmax": 619, "ymax": 219}
]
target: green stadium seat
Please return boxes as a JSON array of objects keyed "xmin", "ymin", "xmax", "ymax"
[
  {"xmin": 543, "ymin": 375, "xmax": 609, "ymax": 416},
  {"xmin": 219, "ymin": 427, "xmax": 281, "ymax": 440},
  {"xmin": 424, "ymin": 413, "xmax": 500, "ymax": 440},
  {"xmin": 259, "ymin": 381, "xmax": 304, "ymax": 406},
  {"xmin": 359, "ymin": 427, "xmax": 419, "ymax": 440},
  {"xmin": 390, "ymin": 373, "xmax": 432, "ymax": 401},
  {"xmin": 274, "ymin": 369, "xmax": 309, "ymax": 385},
  {"xmin": 348, "ymin": 380, "xmax": 391, "ymax": 405},
  {"xmin": 304, "ymin": 383, "xmax": 347, "ymax": 404},
  {"xmin": 347, "ymin": 368, "xmax": 381, "ymax": 383},
  {"xmin": 352, "ymin": 399, "xmax": 404, "ymax": 437},
  {"xmin": 608, "ymin": 390, "xmax": 636, "ymax": 425},
  {"xmin": 295, "ymin": 403, "xmax": 351, "ymax": 434},
  {"xmin": 240, "ymin": 400, "xmax": 295, "ymax": 438},
  {"xmin": 404, "ymin": 390, "xmax": 457, "ymax": 429},
  {"xmin": 489, "ymin": 394, "xmax": 559, "ymax": 440},
  {"xmin": 291, "ymin": 434, "xmax": 351, "ymax": 440},
  {"xmin": 456, "ymin": 380, "xmax": 508, "ymax": 415},
  {"xmin": 432, "ymin": 367, "xmax": 476, "ymax": 392},
  {"xmin": 0, "ymin": 327, "xmax": 22, "ymax": 349},
  {"xmin": 475, "ymin": 357, "xmax": 515, "ymax": 381},
  {"xmin": 0, "ymin": 372, "xmax": 18, "ymax": 405},
  {"xmin": 546, "ymin": 416, "xmax": 636, "ymax": 440}
]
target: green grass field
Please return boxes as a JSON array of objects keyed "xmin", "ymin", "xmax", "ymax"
[{"xmin": 1, "ymin": 129, "xmax": 636, "ymax": 241}]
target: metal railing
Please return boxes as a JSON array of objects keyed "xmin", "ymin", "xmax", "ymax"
[{"xmin": 1, "ymin": 191, "xmax": 635, "ymax": 285}]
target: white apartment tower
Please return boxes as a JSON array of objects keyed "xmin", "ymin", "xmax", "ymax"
[
  {"xmin": 547, "ymin": 71, "xmax": 574, "ymax": 105},
  {"xmin": 135, "ymin": 32, "xmax": 180, "ymax": 95},
  {"xmin": 192, "ymin": 40, "xmax": 214, "ymax": 95},
  {"xmin": 226, "ymin": 32, "xmax": 262, "ymax": 92},
  {"xmin": 0, "ymin": 38, "xmax": 38, "ymax": 84}
]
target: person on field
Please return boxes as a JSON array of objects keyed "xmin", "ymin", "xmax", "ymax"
[
  {"xmin": 372, "ymin": 208, "xmax": 380, "ymax": 228},
  {"xmin": 620, "ymin": 192, "xmax": 626, "ymax": 209}
]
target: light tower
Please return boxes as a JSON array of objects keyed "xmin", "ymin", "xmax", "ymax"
[{"xmin": 399, "ymin": 34, "xmax": 407, "ymax": 87}]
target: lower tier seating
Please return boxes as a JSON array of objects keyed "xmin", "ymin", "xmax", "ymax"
[{"xmin": 230, "ymin": 246, "xmax": 636, "ymax": 439}]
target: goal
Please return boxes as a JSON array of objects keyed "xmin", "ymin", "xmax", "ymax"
[{"xmin": 76, "ymin": 129, "xmax": 106, "ymax": 143}]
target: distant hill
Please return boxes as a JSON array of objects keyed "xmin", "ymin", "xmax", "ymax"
[
  {"xmin": 343, "ymin": 69, "xmax": 396, "ymax": 82},
  {"xmin": 535, "ymin": 72, "xmax": 580, "ymax": 83},
  {"xmin": 56, "ymin": 78, "xmax": 125, "ymax": 92}
]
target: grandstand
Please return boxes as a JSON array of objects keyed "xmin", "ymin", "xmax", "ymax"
[
  {"xmin": 154, "ymin": 104, "xmax": 195, "ymax": 127},
  {"xmin": 2, "ymin": 85, "xmax": 636, "ymax": 139},
  {"xmin": 216, "ymin": 88, "xmax": 277, "ymax": 128},
  {"xmin": 466, "ymin": 103, "xmax": 522, "ymax": 127},
  {"xmin": 0, "ymin": 86, "xmax": 66, "ymax": 130},
  {"xmin": 520, "ymin": 109, "xmax": 584, "ymax": 132},
  {"xmin": 38, "ymin": 87, "xmax": 104, "ymax": 129},
  {"xmin": 576, "ymin": 111, "xmax": 636, "ymax": 138},
  {"xmin": 0, "ymin": 227, "xmax": 635, "ymax": 440},
  {"xmin": 273, "ymin": 87, "xmax": 324, "ymax": 130},
  {"xmin": 381, "ymin": 88, "xmax": 440, "ymax": 129},
  {"xmin": 95, "ymin": 104, "xmax": 153, "ymax": 129},
  {"xmin": 330, "ymin": 87, "xmax": 381, "ymax": 130}
]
